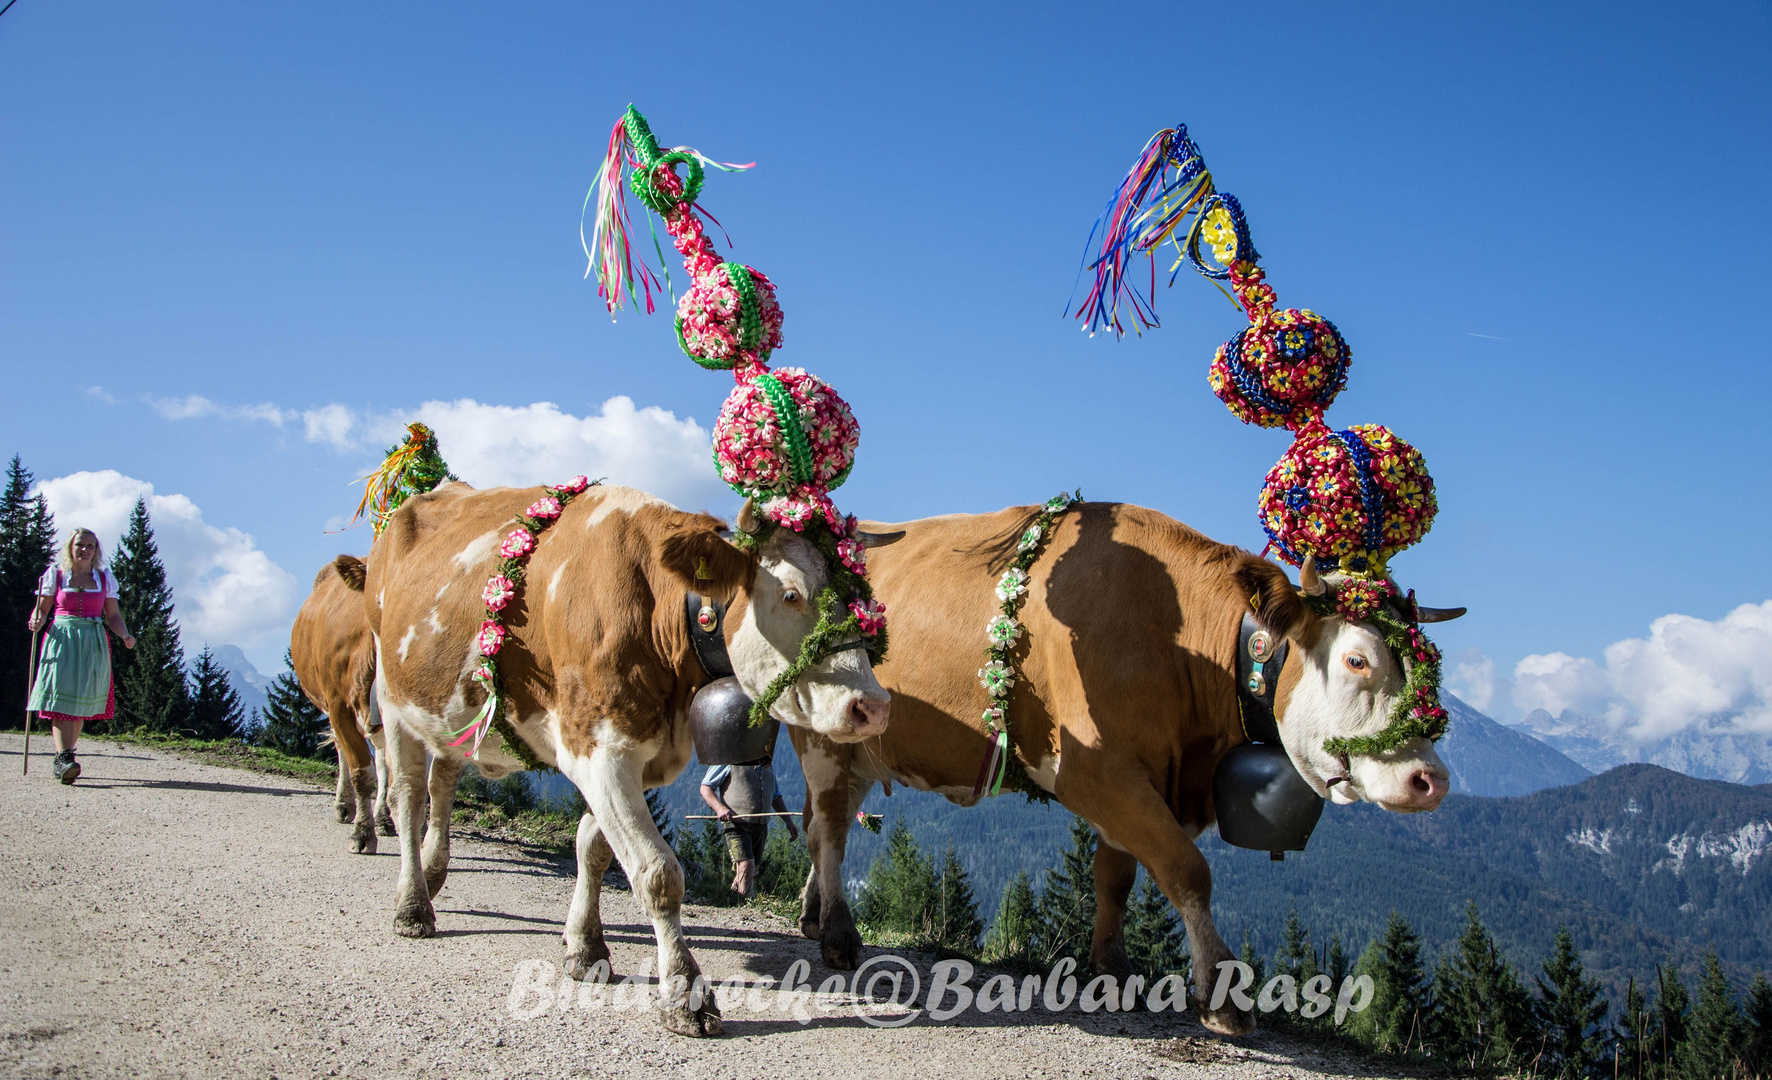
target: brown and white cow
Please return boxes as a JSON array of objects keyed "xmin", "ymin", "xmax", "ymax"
[
  {"xmin": 291, "ymin": 555, "xmax": 394, "ymax": 853},
  {"xmin": 790, "ymin": 500, "xmax": 1453, "ymax": 1036},
  {"xmin": 358, "ymin": 482, "xmax": 891, "ymax": 1037}
]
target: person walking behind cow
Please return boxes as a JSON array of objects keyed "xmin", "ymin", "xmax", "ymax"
[
  {"xmin": 699, "ymin": 749, "xmax": 798, "ymax": 896},
  {"xmin": 26, "ymin": 528, "xmax": 135, "ymax": 784}
]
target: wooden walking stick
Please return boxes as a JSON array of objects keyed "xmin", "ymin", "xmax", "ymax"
[{"xmin": 22, "ymin": 623, "xmax": 43, "ymax": 776}]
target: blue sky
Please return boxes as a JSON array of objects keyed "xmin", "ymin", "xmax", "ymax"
[{"xmin": 3, "ymin": 1, "xmax": 1769, "ymax": 728}]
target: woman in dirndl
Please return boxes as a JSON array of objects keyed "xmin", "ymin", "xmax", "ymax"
[{"xmin": 27, "ymin": 528, "xmax": 135, "ymax": 784}]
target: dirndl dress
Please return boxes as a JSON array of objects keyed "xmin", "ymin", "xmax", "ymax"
[{"xmin": 27, "ymin": 568, "xmax": 117, "ymax": 723}]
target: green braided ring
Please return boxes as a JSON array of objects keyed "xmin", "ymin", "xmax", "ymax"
[
  {"xmin": 755, "ymin": 373, "xmax": 815, "ymax": 487},
  {"xmin": 624, "ymin": 105, "xmax": 704, "ymax": 214}
]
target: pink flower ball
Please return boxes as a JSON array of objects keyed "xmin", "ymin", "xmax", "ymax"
[
  {"xmin": 712, "ymin": 367, "xmax": 859, "ymax": 503},
  {"xmin": 675, "ymin": 264, "xmax": 784, "ymax": 371},
  {"xmin": 1258, "ymin": 420, "xmax": 1437, "ymax": 576}
]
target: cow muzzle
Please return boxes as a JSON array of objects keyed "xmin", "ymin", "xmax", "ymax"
[{"xmin": 838, "ymin": 691, "xmax": 890, "ymax": 740}]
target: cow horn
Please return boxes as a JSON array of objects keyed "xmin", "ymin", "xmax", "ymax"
[
  {"xmin": 1298, "ymin": 554, "xmax": 1327, "ymax": 597},
  {"xmin": 1415, "ymin": 605, "xmax": 1468, "ymax": 623},
  {"xmin": 735, "ymin": 498, "xmax": 762, "ymax": 536},
  {"xmin": 856, "ymin": 529, "xmax": 905, "ymax": 549}
]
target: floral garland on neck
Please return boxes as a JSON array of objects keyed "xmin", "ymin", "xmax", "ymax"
[
  {"xmin": 1306, "ymin": 579, "xmax": 1449, "ymax": 758},
  {"xmin": 974, "ymin": 491, "xmax": 1081, "ymax": 799},
  {"xmin": 729, "ymin": 508, "xmax": 887, "ymax": 728},
  {"xmin": 448, "ymin": 475, "xmax": 600, "ymax": 767}
]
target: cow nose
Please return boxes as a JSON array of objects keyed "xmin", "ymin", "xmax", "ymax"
[
  {"xmin": 1408, "ymin": 768, "xmax": 1448, "ymax": 809},
  {"xmin": 848, "ymin": 693, "xmax": 890, "ymax": 738}
]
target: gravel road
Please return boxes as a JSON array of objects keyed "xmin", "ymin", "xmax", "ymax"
[{"xmin": 0, "ymin": 734, "xmax": 1400, "ymax": 1080}]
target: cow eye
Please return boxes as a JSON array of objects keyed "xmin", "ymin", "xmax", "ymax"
[
  {"xmin": 781, "ymin": 589, "xmax": 802, "ymax": 605},
  {"xmin": 1344, "ymin": 654, "xmax": 1369, "ymax": 674}
]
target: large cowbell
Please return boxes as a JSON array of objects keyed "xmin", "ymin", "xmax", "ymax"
[
  {"xmin": 1213, "ymin": 743, "xmax": 1324, "ymax": 859},
  {"xmin": 688, "ymin": 677, "xmax": 780, "ymax": 765}
]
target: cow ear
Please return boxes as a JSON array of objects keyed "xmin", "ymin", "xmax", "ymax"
[
  {"xmin": 1233, "ymin": 555, "xmax": 1316, "ymax": 642},
  {"xmin": 656, "ymin": 514, "xmax": 753, "ymax": 597},
  {"xmin": 333, "ymin": 554, "xmax": 367, "ymax": 592}
]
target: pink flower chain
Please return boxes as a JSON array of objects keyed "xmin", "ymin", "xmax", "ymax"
[{"xmin": 451, "ymin": 474, "xmax": 594, "ymax": 756}]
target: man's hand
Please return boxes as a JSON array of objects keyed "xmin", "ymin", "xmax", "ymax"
[
  {"xmin": 714, "ymin": 804, "xmax": 735, "ymax": 823},
  {"xmin": 786, "ymin": 818, "xmax": 799, "ymax": 842}
]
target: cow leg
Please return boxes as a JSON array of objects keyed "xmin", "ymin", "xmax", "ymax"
[
  {"xmin": 372, "ymin": 742, "xmax": 396, "ymax": 837},
  {"xmin": 562, "ymin": 810, "xmax": 616, "ymax": 980},
  {"xmin": 797, "ymin": 734, "xmax": 869, "ymax": 970},
  {"xmin": 421, "ymin": 753, "xmax": 465, "ymax": 898},
  {"xmin": 1064, "ymin": 773, "xmax": 1252, "ymax": 1036},
  {"xmin": 333, "ymin": 709, "xmax": 379, "ymax": 855},
  {"xmin": 385, "ymin": 718, "xmax": 436, "ymax": 938},
  {"xmin": 329, "ymin": 712, "xmax": 358, "ymax": 824},
  {"xmin": 558, "ymin": 743, "xmax": 721, "ymax": 1038},
  {"xmin": 1091, "ymin": 843, "xmax": 1138, "ymax": 982}
]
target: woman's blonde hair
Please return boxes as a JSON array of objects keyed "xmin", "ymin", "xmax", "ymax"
[{"xmin": 57, "ymin": 528, "xmax": 105, "ymax": 573}]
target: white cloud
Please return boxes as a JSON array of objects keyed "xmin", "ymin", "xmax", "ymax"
[
  {"xmin": 34, "ymin": 471, "xmax": 298, "ymax": 652},
  {"xmin": 151, "ymin": 392, "xmax": 733, "ymax": 511},
  {"xmin": 1445, "ymin": 648, "xmax": 1500, "ymax": 712},
  {"xmin": 1513, "ymin": 601, "xmax": 1772, "ymax": 742},
  {"xmin": 150, "ymin": 394, "xmax": 291, "ymax": 426}
]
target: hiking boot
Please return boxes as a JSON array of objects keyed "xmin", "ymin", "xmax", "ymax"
[{"xmin": 53, "ymin": 751, "xmax": 80, "ymax": 785}]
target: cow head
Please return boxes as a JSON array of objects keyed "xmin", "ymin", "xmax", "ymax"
[
  {"xmin": 659, "ymin": 501, "xmax": 893, "ymax": 743},
  {"xmin": 1238, "ymin": 556, "xmax": 1458, "ymax": 813}
]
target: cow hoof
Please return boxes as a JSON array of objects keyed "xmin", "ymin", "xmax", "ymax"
[
  {"xmin": 393, "ymin": 911, "xmax": 435, "ymax": 939},
  {"xmin": 351, "ymin": 827, "xmax": 377, "ymax": 856},
  {"xmin": 334, "ymin": 801, "xmax": 355, "ymax": 824},
  {"xmin": 820, "ymin": 929, "xmax": 862, "ymax": 971},
  {"xmin": 564, "ymin": 943, "xmax": 614, "ymax": 982},
  {"xmin": 376, "ymin": 811, "xmax": 397, "ymax": 837},
  {"xmin": 660, "ymin": 998, "xmax": 722, "ymax": 1038},
  {"xmin": 1194, "ymin": 997, "xmax": 1256, "ymax": 1037}
]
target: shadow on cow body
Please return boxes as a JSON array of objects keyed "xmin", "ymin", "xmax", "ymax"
[{"xmin": 789, "ymin": 500, "xmax": 1452, "ymax": 1038}]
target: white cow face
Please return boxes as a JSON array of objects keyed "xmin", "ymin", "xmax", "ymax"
[
  {"xmin": 726, "ymin": 529, "xmax": 890, "ymax": 742},
  {"xmin": 1277, "ymin": 612, "xmax": 1449, "ymax": 813}
]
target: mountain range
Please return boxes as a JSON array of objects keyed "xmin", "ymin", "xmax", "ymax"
[{"xmin": 1513, "ymin": 708, "xmax": 1772, "ymax": 785}]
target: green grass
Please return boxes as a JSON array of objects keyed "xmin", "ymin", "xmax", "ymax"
[{"xmin": 76, "ymin": 729, "xmax": 342, "ymax": 784}]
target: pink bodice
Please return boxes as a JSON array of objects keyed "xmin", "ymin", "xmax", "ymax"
[{"xmin": 51, "ymin": 573, "xmax": 109, "ymax": 619}]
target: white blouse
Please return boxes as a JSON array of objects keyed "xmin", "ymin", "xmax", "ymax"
[{"xmin": 37, "ymin": 567, "xmax": 119, "ymax": 599}]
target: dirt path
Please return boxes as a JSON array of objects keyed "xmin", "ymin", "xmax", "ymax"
[{"xmin": 1, "ymin": 734, "xmax": 1384, "ymax": 1080}]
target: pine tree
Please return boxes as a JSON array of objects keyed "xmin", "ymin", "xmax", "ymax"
[
  {"xmin": 1653, "ymin": 961, "xmax": 1691, "ymax": 1078},
  {"xmin": 1612, "ymin": 976, "xmax": 1652, "ymax": 1080},
  {"xmin": 1351, "ymin": 910, "xmax": 1432, "ymax": 1055},
  {"xmin": 1, "ymin": 456, "xmax": 57, "ymax": 724},
  {"xmin": 1534, "ymin": 926, "xmax": 1609, "ymax": 1079},
  {"xmin": 1033, "ymin": 814, "xmax": 1097, "ymax": 964},
  {"xmin": 1742, "ymin": 972, "xmax": 1772, "ymax": 1077},
  {"xmin": 111, "ymin": 499, "xmax": 189, "ymax": 733},
  {"xmin": 187, "ymin": 646, "xmax": 246, "ymax": 740},
  {"xmin": 931, "ymin": 843, "xmax": 983, "ymax": 952},
  {"xmin": 1275, "ymin": 907, "xmax": 1311, "ymax": 979},
  {"xmin": 1678, "ymin": 950, "xmax": 1746, "ymax": 1079},
  {"xmin": 853, "ymin": 817, "xmax": 937, "ymax": 935},
  {"xmin": 1325, "ymin": 932, "xmax": 1349, "ymax": 987},
  {"xmin": 1238, "ymin": 928, "xmax": 1268, "ymax": 987},
  {"xmin": 1123, "ymin": 874, "xmax": 1188, "ymax": 982},
  {"xmin": 983, "ymin": 870, "xmax": 1038, "ymax": 963},
  {"xmin": 1428, "ymin": 903, "xmax": 1532, "ymax": 1070},
  {"xmin": 252, "ymin": 649, "xmax": 327, "ymax": 757}
]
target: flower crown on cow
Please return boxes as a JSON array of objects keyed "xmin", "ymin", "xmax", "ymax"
[
  {"xmin": 1075, "ymin": 123, "xmax": 1449, "ymax": 755},
  {"xmin": 586, "ymin": 105, "xmax": 886, "ymax": 723}
]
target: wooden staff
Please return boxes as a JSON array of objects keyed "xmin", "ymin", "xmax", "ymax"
[
  {"xmin": 684, "ymin": 811, "xmax": 802, "ymax": 820},
  {"xmin": 21, "ymin": 624, "xmax": 43, "ymax": 776}
]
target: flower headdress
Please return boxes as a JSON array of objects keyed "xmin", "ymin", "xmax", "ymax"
[
  {"xmin": 587, "ymin": 105, "xmax": 884, "ymax": 724},
  {"xmin": 350, "ymin": 422, "xmax": 456, "ymax": 536},
  {"xmin": 1075, "ymin": 123, "xmax": 1450, "ymax": 754}
]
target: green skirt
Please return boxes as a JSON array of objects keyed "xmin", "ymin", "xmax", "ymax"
[{"xmin": 28, "ymin": 616, "xmax": 113, "ymax": 719}]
